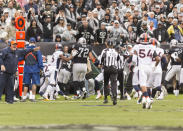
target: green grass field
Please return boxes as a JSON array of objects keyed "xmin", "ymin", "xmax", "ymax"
[{"xmin": 0, "ymin": 95, "xmax": 183, "ymax": 130}]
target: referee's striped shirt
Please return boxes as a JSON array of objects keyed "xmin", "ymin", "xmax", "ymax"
[
  {"xmin": 117, "ymin": 54, "xmax": 124, "ymax": 70},
  {"xmin": 100, "ymin": 48, "xmax": 120, "ymax": 68}
]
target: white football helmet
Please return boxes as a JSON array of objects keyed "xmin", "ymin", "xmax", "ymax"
[
  {"xmin": 170, "ymin": 39, "xmax": 178, "ymax": 48},
  {"xmin": 78, "ymin": 37, "xmax": 87, "ymax": 45},
  {"xmin": 139, "ymin": 33, "xmax": 151, "ymax": 43}
]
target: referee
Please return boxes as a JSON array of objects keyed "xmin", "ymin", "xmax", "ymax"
[
  {"xmin": 100, "ymin": 40, "xmax": 120, "ymax": 105},
  {"xmin": 115, "ymin": 45, "xmax": 124, "ymax": 100}
]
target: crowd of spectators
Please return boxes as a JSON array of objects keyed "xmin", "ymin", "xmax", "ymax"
[{"xmin": 0, "ymin": 0, "xmax": 182, "ymax": 47}]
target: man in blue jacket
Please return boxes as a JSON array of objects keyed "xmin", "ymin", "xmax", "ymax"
[
  {"xmin": 0, "ymin": 40, "xmax": 40, "ymax": 104},
  {"xmin": 22, "ymin": 37, "xmax": 43, "ymax": 102}
]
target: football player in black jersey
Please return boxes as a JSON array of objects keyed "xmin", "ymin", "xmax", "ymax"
[
  {"xmin": 57, "ymin": 45, "xmax": 72, "ymax": 96},
  {"xmin": 164, "ymin": 39, "xmax": 182, "ymax": 96},
  {"xmin": 60, "ymin": 37, "xmax": 95, "ymax": 99},
  {"xmin": 178, "ymin": 44, "xmax": 183, "ymax": 88}
]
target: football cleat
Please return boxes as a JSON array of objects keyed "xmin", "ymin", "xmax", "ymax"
[
  {"xmin": 96, "ymin": 93, "xmax": 102, "ymax": 100},
  {"xmin": 14, "ymin": 96, "xmax": 20, "ymax": 102},
  {"xmin": 20, "ymin": 99, "xmax": 26, "ymax": 102},
  {"xmin": 103, "ymin": 98, "xmax": 108, "ymax": 104},
  {"xmin": 125, "ymin": 93, "xmax": 131, "ymax": 100},
  {"xmin": 142, "ymin": 97, "xmax": 147, "ymax": 109},
  {"xmin": 49, "ymin": 98, "xmax": 55, "ymax": 101},
  {"xmin": 64, "ymin": 95, "xmax": 70, "ymax": 100},
  {"xmin": 146, "ymin": 98, "xmax": 153, "ymax": 109},
  {"xmin": 43, "ymin": 94, "xmax": 48, "ymax": 100},
  {"xmin": 161, "ymin": 86, "xmax": 168, "ymax": 96},
  {"xmin": 156, "ymin": 92, "xmax": 164, "ymax": 100},
  {"xmin": 6, "ymin": 101, "xmax": 13, "ymax": 104},
  {"xmin": 43, "ymin": 98, "xmax": 50, "ymax": 101},
  {"xmin": 174, "ymin": 90, "xmax": 179, "ymax": 97},
  {"xmin": 72, "ymin": 95, "xmax": 81, "ymax": 100},
  {"xmin": 82, "ymin": 91, "xmax": 87, "ymax": 100},
  {"xmin": 113, "ymin": 97, "xmax": 117, "ymax": 105}
]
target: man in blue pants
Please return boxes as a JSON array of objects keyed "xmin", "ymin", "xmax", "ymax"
[{"xmin": 0, "ymin": 40, "xmax": 40, "ymax": 104}]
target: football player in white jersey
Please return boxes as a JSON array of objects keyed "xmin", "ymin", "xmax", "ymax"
[
  {"xmin": 125, "ymin": 45, "xmax": 141, "ymax": 101},
  {"xmin": 132, "ymin": 33, "xmax": 160, "ymax": 109},
  {"xmin": 148, "ymin": 38, "xmax": 167, "ymax": 100},
  {"xmin": 39, "ymin": 56, "xmax": 49, "ymax": 97},
  {"xmin": 127, "ymin": 52, "xmax": 142, "ymax": 103},
  {"xmin": 42, "ymin": 44, "xmax": 63, "ymax": 100}
]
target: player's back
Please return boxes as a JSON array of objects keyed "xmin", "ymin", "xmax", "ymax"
[
  {"xmin": 169, "ymin": 47, "xmax": 182, "ymax": 65},
  {"xmin": 61, "ymin": 52, "xmax": 72, "ymax": 71},
  {"xmin": 133, "ymin": 44, "xmax": 156, "ymax": 66},
  {"xmin": 73, "ymin": 44, "xmax": 91, "ymax": 64},
  {"xmin": 50, "ymin": 50, "xmax": 63, "ymax": 67}
]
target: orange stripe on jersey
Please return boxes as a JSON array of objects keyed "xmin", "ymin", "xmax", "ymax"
[
  {"xmin": 153, "ymin": 40, "xmax": 155, "ymax": 46},
  {"xmin": 144, "ymin": 34, "xmax": 147, "ymax": 42}
]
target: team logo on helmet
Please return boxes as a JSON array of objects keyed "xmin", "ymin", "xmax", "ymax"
[{"xmin": 78, "ymin": 37, "xmax": 87, "ymax": 45}]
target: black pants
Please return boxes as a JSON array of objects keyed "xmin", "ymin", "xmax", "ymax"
[
  {"xmin": 0, "ymin": 72, "xmax": 15, "ymax": 102},
  {"xmin": 118, "ymin": 69, "xmax": 124, "ymax": 97},
  {"xmin": 104, "ymin": 67, "xmax": 118, "ymax": 97}
]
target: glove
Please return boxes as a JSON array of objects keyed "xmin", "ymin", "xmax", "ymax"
[{"xmin": 71, "ymin": 50, "xmax": 78, "ymax": 57}]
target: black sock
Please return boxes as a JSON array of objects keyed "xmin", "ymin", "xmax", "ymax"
[
  {"xmin": 163, "ymin": 80, "xmax": 168, "ymax": 89},
  {"xmin": 65, "ymin": 84, "xmax": 70, "ymax": 95},
  {"xmin": 152, "ymin": 88, "xmax": 157, "ymax": 98},
  {"xmin": 80, "ymin": 81, "xmax": 85, "ymax": 91},
  {"xmin": 147, "ymin": 89, "xmax": 151, "ymax": 97},
  {"xmin": 95, "ymin": 80, "xmax": 100, "ymax": 91},
  {"xmin": 58, "ymin": 82, "xmax": 65, "ymax": 92},
  {"xmin": 72, "ymin": 81, "xmax": 79, "ymax": 95},
  {"xmin": 176, "ymin": 81, "xmax": 180, "ymax": 90}
]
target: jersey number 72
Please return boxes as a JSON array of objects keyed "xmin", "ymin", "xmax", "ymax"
[{"xmin": 78, "ymin": 47, "xmax": 89, "ymax": 58}]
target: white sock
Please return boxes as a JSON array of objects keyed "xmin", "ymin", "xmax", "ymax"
[
  {"xmin": 32, "ymin": 95, "xmax": 35, "ymax": 100},
  {"xmin": 29, "ymin": 91, "xmax": 33, "ymax": 99},
  {"xmin": 76, "ymin": 90, "xmax": 80, "ymax": 95},
  {"xmin": 97, "ymin": 90, "xmax": 101, "ymax": 95},
  {"xmin": 55, "ymin": 85, "xmax": 60, "ymax": 92}
]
